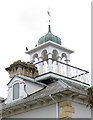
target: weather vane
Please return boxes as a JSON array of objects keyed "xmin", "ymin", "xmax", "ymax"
[{"xmin": 47, "ymin": 8, "xmax": 51, "ymax": 25}]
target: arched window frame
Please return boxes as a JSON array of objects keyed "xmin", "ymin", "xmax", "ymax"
[{"xmin": 13, "ymin": 83, "xmax": 20, "ymax": 100}]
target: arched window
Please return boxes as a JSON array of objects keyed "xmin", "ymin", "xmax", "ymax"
[
  {"xmin": 62, "ymin": 53, "xmax": 67, "ymax": 63},
  {"xmin": 52, "ymin": 49, "xmax": 58, "ymax": 61},
  {"xmin": 41, "ymin": 49, "xmax": 48, "ymax": 60},
  {"xmin": 33, "ymin": 54, "xmax": 38, "ymax": 63},
  {"xmin": 13, "ymin": 83, "xmax": 19, "ymax": 100}
]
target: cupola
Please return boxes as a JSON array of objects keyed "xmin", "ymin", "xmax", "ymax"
[{"xmin": 38, "ymin": 25, "xmax": 62, "ymax": 45}]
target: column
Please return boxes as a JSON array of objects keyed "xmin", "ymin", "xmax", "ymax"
[
  {"xmin": 57, "ymin": 57, "xmax": 62, "ymax": 74},
  {"xmin": 38, "ymin": 57, "xmax": 43, "ymax": 75},
  {"xmin": 48, "ymin": 53, "xmax": 53, "ymax": 72}
]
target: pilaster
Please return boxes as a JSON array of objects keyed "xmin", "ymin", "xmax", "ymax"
[{"xmin": 59, "ymin": 101, "xmax": 75, "ymax": 119}]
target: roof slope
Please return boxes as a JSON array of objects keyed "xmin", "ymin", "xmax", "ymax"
[{"xmin": 2, "ymin": 79, "xmax": 88, "ymax": 109}]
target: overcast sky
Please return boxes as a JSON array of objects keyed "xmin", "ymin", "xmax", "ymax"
[{"xmin": 0, "ymin": 0, "xmax": 91, "ymax": 98}]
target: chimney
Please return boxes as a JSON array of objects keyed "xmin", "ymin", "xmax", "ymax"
[{"xmin": 5, "ymin": 60, "xmax": 38, "ymax": 79}]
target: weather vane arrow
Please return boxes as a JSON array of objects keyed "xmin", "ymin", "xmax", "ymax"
[{"xmin": 47, "ymin": 10, "xmax": 51, "ymax": 16}]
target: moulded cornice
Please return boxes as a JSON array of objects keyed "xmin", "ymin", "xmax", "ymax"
[{"xmin": 26, "ymin": 41, "xmax": 74, "ymax": 55}]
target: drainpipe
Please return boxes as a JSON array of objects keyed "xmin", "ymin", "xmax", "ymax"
[{"xmin": 49, "ymin": 94, "xmax": 58, "ymax": 118}]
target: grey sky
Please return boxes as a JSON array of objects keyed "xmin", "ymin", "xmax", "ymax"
[{"xmin": 0, "ymin": 0, "xmax": 91, "ymax": 98}]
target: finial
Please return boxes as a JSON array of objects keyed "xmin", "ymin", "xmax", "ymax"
[
  {"xmin": 47, "ymin": 8, "xmax": 51, "ymax": 32},
  {"xmin": 48, "ymin": 25, "xmax": 51, "ymax": 32}
]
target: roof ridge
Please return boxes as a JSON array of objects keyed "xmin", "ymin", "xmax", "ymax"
[
  {"xmin": 57, "ymin": 79, "xmax": 71, "ymax": 88},
  {"xmin": 17, "ymin": 75, "xmax": 46, "ymax": 86}
]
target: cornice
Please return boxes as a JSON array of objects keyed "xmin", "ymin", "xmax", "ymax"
[{"xmin": 26, "ymin": 41, "xmax": 74, "ymax": 55}]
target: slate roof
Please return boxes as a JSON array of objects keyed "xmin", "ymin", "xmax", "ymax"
[
  {"xmin": 2, "ymin": 78, "xmax": 88, "ymax": 110},
  {"xmin": 27, "ymin": 79, "xmax": 87, "ymax": 99}
]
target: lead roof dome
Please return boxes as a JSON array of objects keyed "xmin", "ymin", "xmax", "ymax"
[{"xmin": 38, "ymin": 25, "xmax": 62, "ymax": 45}]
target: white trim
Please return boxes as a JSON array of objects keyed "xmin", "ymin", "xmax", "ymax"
[
  {"xmin": 26, "ymin": 41, "xmax": 74, "ymax": 54},
  {"xmin": 49, "ymin": 94, "xmax": 58, "ymax": 118},
  {"xmin": 35, "ymin": 72, "xmax": 89, "ymax": 87}
]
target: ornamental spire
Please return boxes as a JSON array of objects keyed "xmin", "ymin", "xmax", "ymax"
[{"xmin": 47, "ymin": 8, "xmax": 51, "ymax": 33}]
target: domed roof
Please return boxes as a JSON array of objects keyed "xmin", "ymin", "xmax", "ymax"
[{"xmin": 38, "ymin": 25, "xmax": 62, "ymax": 45}]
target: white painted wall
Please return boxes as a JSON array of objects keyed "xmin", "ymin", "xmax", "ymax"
[
  {"xmin": 9, "ymin": 104, "xmax": 56, "ymax": 118},
  {"xmin": 6, "ymin": 77, "xmax": 27, "ymax": 103},
  {"xmin": 25, "ymin": 81, "xmax": 43, "ymax": 95},
  {"xmin": 29, "ymin": 43, "xmax": 71, "ymax": 76},
  {"xmin": 6, "ymin": 76, "xmax": 44, "ymax": 104},
  {"xmin": 6, "ymin": 99, "xmax": 91, "ymax": 118},
  {"xmin": 72, "ymin": 102, "xmax": 91, "ymax": 118},
  {"xmin": 30, "ymin": 44, "xmax": 70, "ymax": 61}
]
